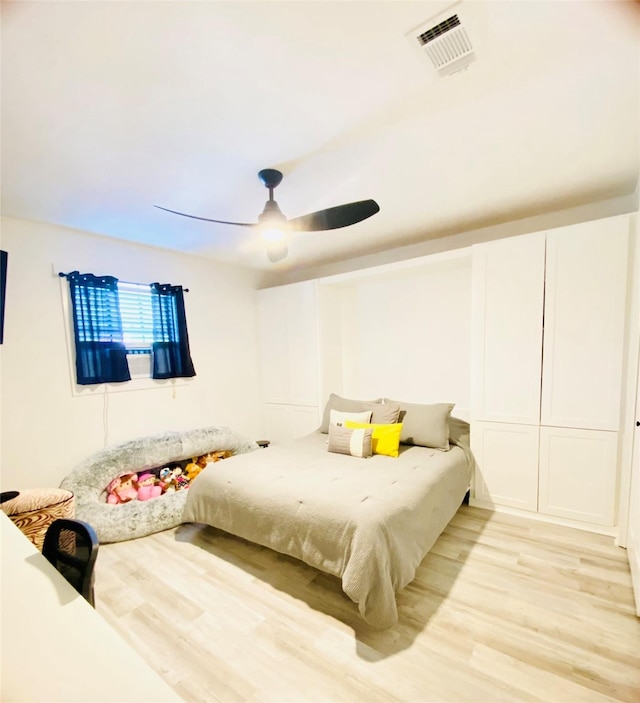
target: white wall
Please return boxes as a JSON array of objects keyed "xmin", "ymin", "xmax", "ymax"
[
  {"xmin": 0, "ymin": 217, "xmax": 264, "ymax": 490},
  {"xmin": 351, "ymin": 262, "xmax": 471, "ymax": 412},
  {"xmin": 317, "ymin": 252, "xmax": 472, "ymax": 416}
]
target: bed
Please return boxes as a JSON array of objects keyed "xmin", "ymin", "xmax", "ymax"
[{"xmin": 183, "ymin": 401, "xmax": 473, "ymax": 629}]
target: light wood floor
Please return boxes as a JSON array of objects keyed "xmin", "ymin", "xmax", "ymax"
[{"xmin": 95, "ymin": 506, "xmax": 640, "ymax": 703}]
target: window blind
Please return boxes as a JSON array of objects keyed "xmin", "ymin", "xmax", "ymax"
[{"xmin": 117, "ymin": 282, "xmax": 154, "ymax": 353}]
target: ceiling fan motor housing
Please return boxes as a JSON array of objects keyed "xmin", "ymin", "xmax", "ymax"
[
  {"xmin": 258, "ymin": 198, "xmax": 287, "ymax": 225},
  {"xmin": 258, "ymin": 169, "xmax": 284, "ymax": 190}
]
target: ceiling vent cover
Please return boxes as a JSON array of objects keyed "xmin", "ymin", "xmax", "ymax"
[{"xmin": 411, "ymin": 12, "xmax": 476, "ymax": 76}]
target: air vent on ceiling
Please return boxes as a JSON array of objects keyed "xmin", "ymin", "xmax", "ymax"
[{"xmin": 410, "ymin": 12, "xmax": 476, "ymax": 77}]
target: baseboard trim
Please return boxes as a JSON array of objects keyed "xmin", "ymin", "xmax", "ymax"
[{"xmin": 468, "ymin": 498, "xmax": 618, "ymax": 537}]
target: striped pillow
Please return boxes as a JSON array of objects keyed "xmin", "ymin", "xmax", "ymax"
[{"xmin": 327, "ymin": 424, "xmax": 373, "ymax": 458}]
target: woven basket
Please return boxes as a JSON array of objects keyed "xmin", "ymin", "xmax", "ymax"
[{"xmin": 1, "ymin": 488, "xmax": 75, "ymax": 551}]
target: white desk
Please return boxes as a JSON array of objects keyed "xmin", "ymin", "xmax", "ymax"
[{"xmin": 0, "ymin": 512, "xmax": 183, "ymax": 702}]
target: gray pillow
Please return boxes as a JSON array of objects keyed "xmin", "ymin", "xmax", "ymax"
[
  {"xmin": 384, "ymin": 399, "xmax": 455, "ymax": 450},
  {"xmin": 319, "ymin": 394, "xmax": 382, "ymax": 434},
  {"xmin": 371, "ymin": 402, "xmax": 401, "ymax": 425},
  {"xmin": 327, "ymin": 424, "xmax": 373, "ymax": 458},
  {"xmin": 449, "ymin": 416, "xmax": 470, "ymax": 448}
]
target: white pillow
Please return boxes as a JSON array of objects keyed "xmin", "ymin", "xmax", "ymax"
[{"xmin": 329, "ymin": 409, "xmax": 372, "ymax": 427}]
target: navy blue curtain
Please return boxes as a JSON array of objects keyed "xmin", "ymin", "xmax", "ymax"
[
  {"xmin": 150, "ymin": 283, "xmax": 196, "ymax": 379},
  {"xmin": 67, "ymin": 272, "xmax": 131, "ymax": 385}
]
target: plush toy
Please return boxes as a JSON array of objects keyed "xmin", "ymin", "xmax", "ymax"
[
  {"xmin": 183, "ymin": 459, "xmax": 204, "ymax": 483},
  {"xmin": 159, "ymin": 466, "xmax": 176, "ymax": 493},
  {"xmin": 171, "ymin": 467, "xmax": 190, "ymax": 491},
  {"xmin": 137, "ymin": 473, "xmax": 162, "ymax": 501},
  {"xmin": 106, "ymin": 472, "xmax": 139, "ymax": 504},
  {"xmin": 182, "ymin": 451, "xmax": 232, "ymax": 486},
  {"xmin": 157, "ymin": 465, "xmax": 185, "ymax": 493},
  {"xmin": 205, "ymin": 450, "xmax": 233, "ymax": 463}
]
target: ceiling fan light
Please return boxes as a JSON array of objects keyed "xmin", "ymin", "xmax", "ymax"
[
  {"xmin": 260, "ymin": 226, "xmax": 286, "ymax": 243},
  {"xmin": 266, "ymin": 242, "xmax": 288, "ymax": 264},
  {"xmin": 258, "ymin": 202, "xmax": 289, "ymax": 244}
]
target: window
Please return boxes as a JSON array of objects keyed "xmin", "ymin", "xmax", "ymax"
[
  {"xmin": 118, "ymin": 282, "xmax": 154, "ymax": 377},
  {"xmin": 62, "ymin": 271, "xmax": 196, "ymax": 386}
]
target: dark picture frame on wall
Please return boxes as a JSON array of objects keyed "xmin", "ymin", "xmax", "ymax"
[{"xmin": 0, "ymin": 250, "xmax": 7, "ymax": 344}]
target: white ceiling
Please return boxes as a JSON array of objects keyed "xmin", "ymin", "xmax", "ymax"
[{"xmin": 2, "ymin": 0, "xmax": 639, "ymax": 273}]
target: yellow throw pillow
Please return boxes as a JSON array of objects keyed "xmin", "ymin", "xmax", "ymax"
[{"xmin": 345, "ymin": 421, "xmax": 403, "ymax": 458}]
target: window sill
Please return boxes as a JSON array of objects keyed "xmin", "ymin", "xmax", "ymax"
[{"xmin": 71, "ymin": 376, "xmax": 195, "ymax": 397}]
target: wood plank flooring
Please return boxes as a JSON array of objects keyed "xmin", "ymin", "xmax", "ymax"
[{"xmin": 95, "ymin": 506, "xmax": 640, "ymax": 703}]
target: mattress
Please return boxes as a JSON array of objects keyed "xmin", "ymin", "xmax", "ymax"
[{"xmin": 183, "ymin": 428, "xmax": 473, "ymax": 628}]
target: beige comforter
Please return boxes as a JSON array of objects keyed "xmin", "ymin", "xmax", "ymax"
[{"xmin": 182, "ymin": 430, "xmax": 473, "ymax": 629}]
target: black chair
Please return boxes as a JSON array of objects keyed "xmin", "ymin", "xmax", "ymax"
[
  {"xmin": 0, "ymin": 490, "xmax": 20, "ymax": 503},
  {"xmin": 42, "ymin": 518, "xmax": 99, "ymax": 607}
]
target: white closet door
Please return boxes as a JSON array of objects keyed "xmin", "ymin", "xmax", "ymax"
[
  {"xmin": 627, "ymin": 350, "xmax": 640, "ymax": 615},
  {"xmin": 541, "ymin": 217, "xmax": 629, "ymax": 431},
  {"xmin": 257, "ymin": 287, "xmax": 290, "ymax": 404},
  {"xmin": 257, "ymin": 281, "xmax": 319, "ymax": 407},
  {"xmin": 286, "ymin": 281, "xmax": 319, "ymax": 407},
  {"xmin": 538, "ymin": 426, "xmax": 618, "ymax": 526},
  {"xmin": 471, "ymin": 232, "xmax": 545, "ymax": 424},
  {"xmin": 264, "ymin": 404, "xmax": 320, "ymax": 444},
  {"xmin": 471, "ymin": 421, "xmax": 540, "ymax": 512}
]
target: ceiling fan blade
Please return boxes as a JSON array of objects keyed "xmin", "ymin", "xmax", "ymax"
[
  {"xmin": 154, "ymin": 205, "xmax": 257, "ymax": 227},
  {"xmin": 287, "ymin": 199, "xmax": 379, "ymax": 232}
]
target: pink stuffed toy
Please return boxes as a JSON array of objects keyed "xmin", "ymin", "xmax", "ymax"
[
  {"xmin": 137, "ymin": 473, "xmax": 162, "ymax": 501},
  {"xmin": 106, "ymin": 472, "xmax": 139, "ymax": 504}
]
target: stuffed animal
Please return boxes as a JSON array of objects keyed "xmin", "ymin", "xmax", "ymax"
[
  {"xmin": 106, "ymin": 472, "xmax": 139, "ymax": 504},
  {"xmin": 206, "ymin": 450, "xmax": 233, "ymax": 463},
  {"xmin": 183, "ymin": 459, "xmax": 204, "ymax": 483},
  {"xmin": 157, "ymin": 465, "xmax": 186, "ymax": 493},
  {"xmin": 171, "ymin": 467, "xmax": 190, "ymax": 491},
  {"xmin": 137, "ymin": 473, "xmax": 162, "ymax": 501},
  {"xmin": 182, "ymin": 450, "xmax": 232, "ymax": 486},
  {"xmin": 159, "ymin": 466, "xmax": 176, "ymax": 493}
]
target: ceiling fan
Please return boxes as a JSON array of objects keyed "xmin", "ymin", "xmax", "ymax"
[{"xmin": 155, "ymin": 169, "xmax": 380, "ymax": 263}]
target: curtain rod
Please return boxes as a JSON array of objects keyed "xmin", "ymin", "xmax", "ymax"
[{"xmin": 57, "ymin": 272, "xmax": 189, "ymax": 292}]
